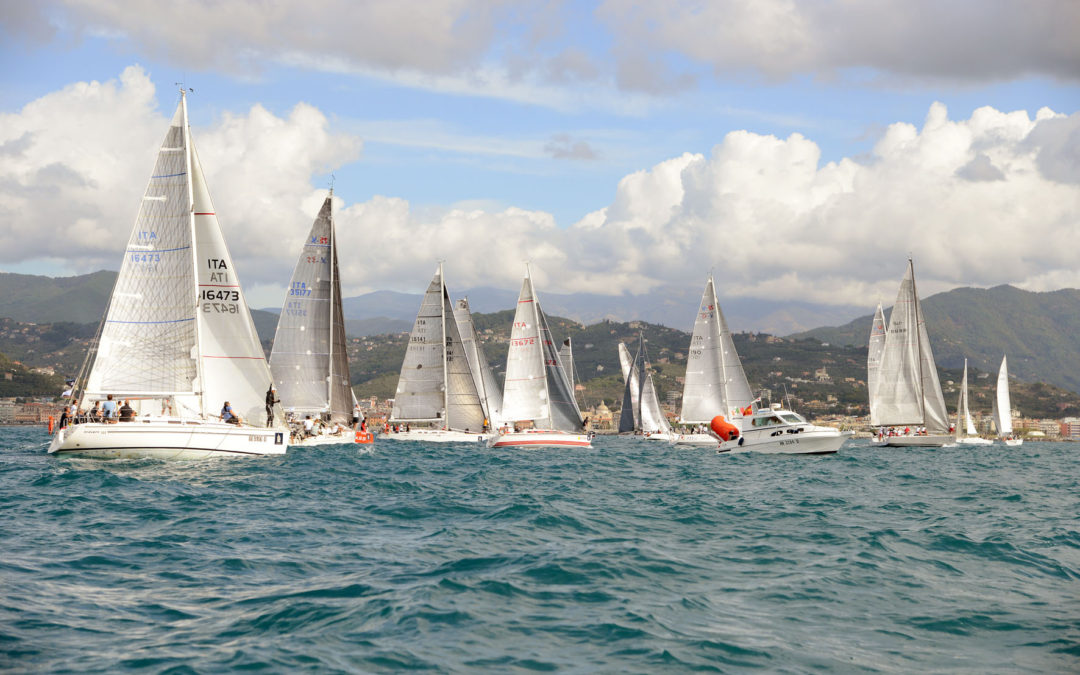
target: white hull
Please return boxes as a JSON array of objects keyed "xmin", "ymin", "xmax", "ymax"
[
  {"xmin": 956, "ymin": 436, "xmax": 994, "ymax": 446},
  {"xmin": 382, "ymin": 428, "xmax": 490, "ymax": 443},
  {"xmin": 721, "ymin": 426, "xmax": 850, "ymax": 455},
  {"xmin": 288, "ymin": 431, "xmax": 374, "ymax": 447},
  {"xmin": 48, "ymin": 419, "xmax": 287, "ymax": 459},
  {"xmin": 644, "ymin": 432, "xmax": 676, "ymax": 442},
  {"xmin": 1002, "ymin": 438, "xmax": 1024, "ymax": 446},
  {"xmin": 672, "ymin": 433, "xmax": 718, "ymax": 447},
  {"xmin": 875, "ymin": 434, "xmax": 952, "ymax": 448},
  {"xmin": 488, "ymin": 430, "xmax": 592, "ymax": 449}
]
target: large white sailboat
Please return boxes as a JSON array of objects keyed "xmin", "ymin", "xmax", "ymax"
[
  {"xmin": 674, "ymin": 275, "xmax": 847, "ymax": 454},
  {"xmin": 488, "ymin": 267, "xmax": 591, "ymax": 449},
  {"xmin": 869, "ymin": 260, "xmax": 952, "ymax": 447},
  {"xmin": 993, "ymin": 355, "xmax": 1023, "ymax": 446},
  {"xmin": 48, "ymin": 91, "xmax": 288, "ymax": 459},
  {"xmin": 385, "ymin": 264, "xmax": 489, "ymax": 443},
  {"xmin": 955, "ymin": 359, "xmax": 992, "ymax": 446},
  {"xmin": 269, "ymin": 195, "xmax": 372, "ymax": 447},
  {"xmin": 454, "ymin": 297, "xmax": 503, "ymax": 429}
]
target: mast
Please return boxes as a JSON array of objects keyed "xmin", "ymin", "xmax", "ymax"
[
  {"xmin": 181, "ymin": 88, "xmax": 206, "ymax": 419},
  {"xmin": 327, "ymin": 188, "xmax": 335, "ymax": 413}
]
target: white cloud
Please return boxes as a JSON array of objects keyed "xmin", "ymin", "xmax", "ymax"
[
  {"xmin": 598, "ymin": 0, "xmax": 1080, "ymax": 90},
  {"xmin": 2, "ymin": 69, "xmax": 1078, "ymax": 314}
]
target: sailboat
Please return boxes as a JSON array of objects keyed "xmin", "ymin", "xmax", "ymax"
[
  {"xmin": 673, "ymin": 275, "xmax": 847, "ymax": 454},
  {"xmin": 453, "ymin": 297, "xmax": 503, "ymax": 429},
  {"xmin": 269, "ymin": 195, "xmax": 372, "ymax": 446},
  {"xmin": 48, "ymin": 90, "xmax": 288, "ymax": 459},
  {"xmin": 619, "ymin": 333, "xmax": 674, "ymax": 439},
  {"xmin": 869, "ymin": 259, "xmax": 952, "ymax": 447},
  {"xmin": 955, "ymin": 359, "xmax": 992, "ymax": 446},
  {"xmin": 993, "ymin": 355, "xmax": 1023, "ymax": 446},
  {"xmin": 867, "ymin": 303, "xmax": 887, "ymax": 423},
  {"xmin": 385, "ymin": 264, "xmax": 489, "ymax": 443},
  {"xmin": 488, "ymin": 266, "xmax": 592, "ymax": 449}
]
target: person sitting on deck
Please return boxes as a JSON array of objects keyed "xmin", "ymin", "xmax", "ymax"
[
  {"xmin": 118, "ymin": 400, "xmax": 136, "ymax": 422},
  {"xmin": 221, "ymin": 402, "xmax": 240, "ymax": 425},
  {"xmin": 303, "ymin": 415, "xmax": 315, "ymax": 436}
]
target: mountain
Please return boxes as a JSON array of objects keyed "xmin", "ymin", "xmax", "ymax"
[
  {"xmin": 0, "ymin": 271, "xmax": 115, "ymax": 324},
  {"xmin": 792, "ymin": 285, "xmax": 1080, "ymax": 393}
]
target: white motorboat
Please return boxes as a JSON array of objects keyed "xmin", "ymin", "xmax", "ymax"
[
  {"xmin": 867, "ymin": 260, "xmax": 952, "ymax": 448},
  {"xmin": 487, "ymin": 265, "xmax": 591, "ymax": 449},
  {"xmin": 49, "ymin": 90, "xmax": 287, "ymax": 459},
  {"xmin": 719, "ymin": 407, "xmax": 851, "ymax": 455}
]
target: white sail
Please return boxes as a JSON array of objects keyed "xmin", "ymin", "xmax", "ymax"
[
  {"xmin": 680, "ymin": 275, "xmax": 753, "ymax": 423},
  {"xmin": 994, "ymin": 355, "xmax": 1014, "ymax": 436},
  {"xmin": 270, "ymin": 196, "xmax": 352, "ymax": 424},
  {"xmin": 560, "ymin": 338, "xmax": 575, "ymax": 393},
  {"xmin": 955, "ymin": 360, "xmax": 978, "ymax": 439},
  {"xmin": 640, "ymin": 373, "xmax": 671, "ymax": 434},
  {"xmin": 867, "ymin": 303, "xmax": 887, "ymax": 423},
  {"xmin": 454, "ymin": 297, "xmax": 503, "ymax": 426},
  {"xmin": 392, "ymin": 265, "xmax": 485, "ymax": 431},
  {"xmin": 872, "ymin": 261, "xmax": 949, "ymax": 433},
  {"xmin": 84, "ymin": 103, "xmax": 199, "ymax": 402},
  {"xmin": 85, "ymin": 95, "xmax": 278, "ymax": 427},
  {"xmin": 617, "ymin": 340, "xmax": 642, "ymax": 425},
  {"xmin": 619, "ymin": 337, "xmax": 645, "ymax": 432},
  {"xmin": 500, "ymin": 268, "xmax": 582, "ymax": 431}
]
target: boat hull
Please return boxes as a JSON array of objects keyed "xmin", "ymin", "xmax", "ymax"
[
  {"xmin": 1002, "ymin": 438, "xmax": 1024, "ymax": 446},
  {"xmin": 289, "ymin": 429, "xmax": 375, "ymax": 447},
  {"xmin": 721, "ymin": 427, "xmax": 851, "ymax": 455},
  {"xmin": 956, "ymin": 436, "xmax": 994, "ymax": 446},
  {"xmin": 381, "ymin": 429, "xmax": 490, "ymax": 443},
  {"xmin": 487, "ymin": 430, "xmax": 592, "ymax": 449},
  {"xmin": 671, "ymin": 433, "xmax": 717, "ymax": 447},
  {"xmin": 875, "ymin": 434, "xmax": 952, "ymax": 448},
  {"xmin": 47, "ymin": 419, "xmax": 288, "ymax": 459}
]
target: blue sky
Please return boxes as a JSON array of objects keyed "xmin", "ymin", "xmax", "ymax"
[{"xmin": 1, "ymin": 1, "xmax": 1078, "ymax": 312}]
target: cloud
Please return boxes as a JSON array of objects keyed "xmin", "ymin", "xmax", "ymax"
[
  {"xmin": 543, "ymin": 134, "xmax": 597, "ymax": 160},
  {"xmin": 3, "ymin": 69, "xmax": 1079, "ymax": 314},
  {"xmin": 597, "ymin": 0, "xmax": 1080, "ymax": 90}
]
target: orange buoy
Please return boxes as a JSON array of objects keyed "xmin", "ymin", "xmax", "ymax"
[
  {"xmin": 48, "ymin": 415, "xmax": 55, "ymax": 434},
  {"xmin": 710, "ymin": 415, "xmax": 739, "ymax": 442}
]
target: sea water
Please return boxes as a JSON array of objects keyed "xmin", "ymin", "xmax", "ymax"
[{"xmin": 1, "ymin": 427, "xmax": 1077, "ymax": 673}]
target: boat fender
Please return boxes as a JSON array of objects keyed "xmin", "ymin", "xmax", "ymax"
[
  {"xmin": 738, "ymin": 436, "xmax": 744, "ymax": 446},
  {"xmin": 48, "ymin": 415, "xmax": 54, "ymax": 434},
  {"xmin": 710, "ymin": 415, "xmax": 739, "ymax": 442}
]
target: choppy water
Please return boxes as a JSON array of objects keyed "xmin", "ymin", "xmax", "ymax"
[{"xmin": 1, "ymin": 427, "xmax": 1078, "ymax": 673}]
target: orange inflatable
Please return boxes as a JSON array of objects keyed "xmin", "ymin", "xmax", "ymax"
[
  {"xmin": 48, "ymin": 415, "xmax": 54, "ymax": 434},
  {"xmin": 354, "ymin": 430, "xmax": 374, "ymax": 444},
  {"xmin": 710, "ymin": 415, "xmax": 739, "ymax": 442}
]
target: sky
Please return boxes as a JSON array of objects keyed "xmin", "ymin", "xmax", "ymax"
[{"xmin": 0, "ymin": 0, "xmax": 1078, "ymax": 313}]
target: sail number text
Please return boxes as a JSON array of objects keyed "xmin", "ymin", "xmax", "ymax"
[
  {"xmin": 201, "ymin": 289, "xmax": 239, "ymax": 301},
  {"xmin": 289, "ymin": 282, "xmax": 312, "ymax": 297}
]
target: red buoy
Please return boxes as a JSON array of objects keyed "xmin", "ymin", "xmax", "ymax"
[{"xmin": 710, "ymin": 415, "xmax": 739, "ymax": 442}]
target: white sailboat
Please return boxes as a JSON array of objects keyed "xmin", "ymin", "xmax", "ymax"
[
  {"xmin": 619, "ymin": 333, "xmax": 673, "ymax": 440},
  {"xmin": 955, "ymin": 359, "xmax": 992, "ymax": 446},
  {"xmin": 488, "ymin": 266, "xmax": 591, "ymax": 449},
  {"xmin": 48, "ymin": 91, "xmax": 288, "ymax": 459},
  {"xmin": 269, "ymin": 195, "xmax": 372, "ymax": 446},
  {"xmin": 993, "ymin": 355, "xmax": 1023, "ymax": 446},
  {"xmin": 385, "ymin": 264, "xmax": 489, "ymax": 443},
  {"xmin": 674, "ymin": 275, "xmax": 848, "ymax": 454},
  {"xmin": 869, "ymin": 259, "xmax": 952, "ymax": 447},
  {"xmin": 867, "ymin": 303, "xmax": 887, "ymax": 423},
  {"xmin": 454, "ymin": 297, "xmax": 503, "ymax": 428}
]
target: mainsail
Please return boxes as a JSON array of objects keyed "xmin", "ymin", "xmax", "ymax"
[
  {"xmin": 392, "ymin": 265, "xmax": 485, "ymax": 431},
  {"xmin": 872, "ymin": 260, "xmax": 949, "ymax": 433},
  {"xmin": 500, "ymin": 268, "xmax": 583, "ymax": 431},
  {"xmin": 617, "ymin": 340, "xmax": 642, "ymax": 431},
  {"xmin": 993, "ymin": 355, "xmax": 1013, "ymax": 436},
  {"xmin": 83, "ymin": 92, "xmax": 278, "ymax": 426},
  {"xmin": 454, "ymin": 297, "xmax": 503, "ymax": 426},
  {"xmin": 867, "ymin": 303, "xmax": 887, "ymax": 423},
  {"xmin": 680, "ymin": 275, "xmax": 754, "ymax": 423},
  {"xmin": 955, "ymin": 360, "xmax": 978, "ymax": 438},
  {"xmin": 269, "ymin": 196, "xmax": 352, "ymax": 424}
]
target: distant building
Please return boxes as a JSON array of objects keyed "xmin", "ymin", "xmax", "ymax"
[{"xmin": 1060, "ymin": 417, "xmax": 1080, "ymax": 439}]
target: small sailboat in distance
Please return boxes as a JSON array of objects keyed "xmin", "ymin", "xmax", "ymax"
[
  {"xmin": 49, "ymin": 90, "xmax": 287, "ymax": 459},
  {"xmin": 993, "ymin": 355, "xmax": 1023, "ymax": 446},
  {"xmin": 955, "ymin": 359, "xmax": 992, "ymax": 446}
]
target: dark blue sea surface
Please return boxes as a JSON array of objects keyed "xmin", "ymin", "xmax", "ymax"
[{"xmin": 1, "ymin": 428, "xmax": 1078, "ymax": 673}]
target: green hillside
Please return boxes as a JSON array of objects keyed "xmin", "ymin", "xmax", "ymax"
[
  {"xmin": 793, "ymin": 285, "xmax": 1080, "ymax": 392},
  {"xmin": 0, "ymin": 271, "xmax": 116, "ymax": 324}
]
